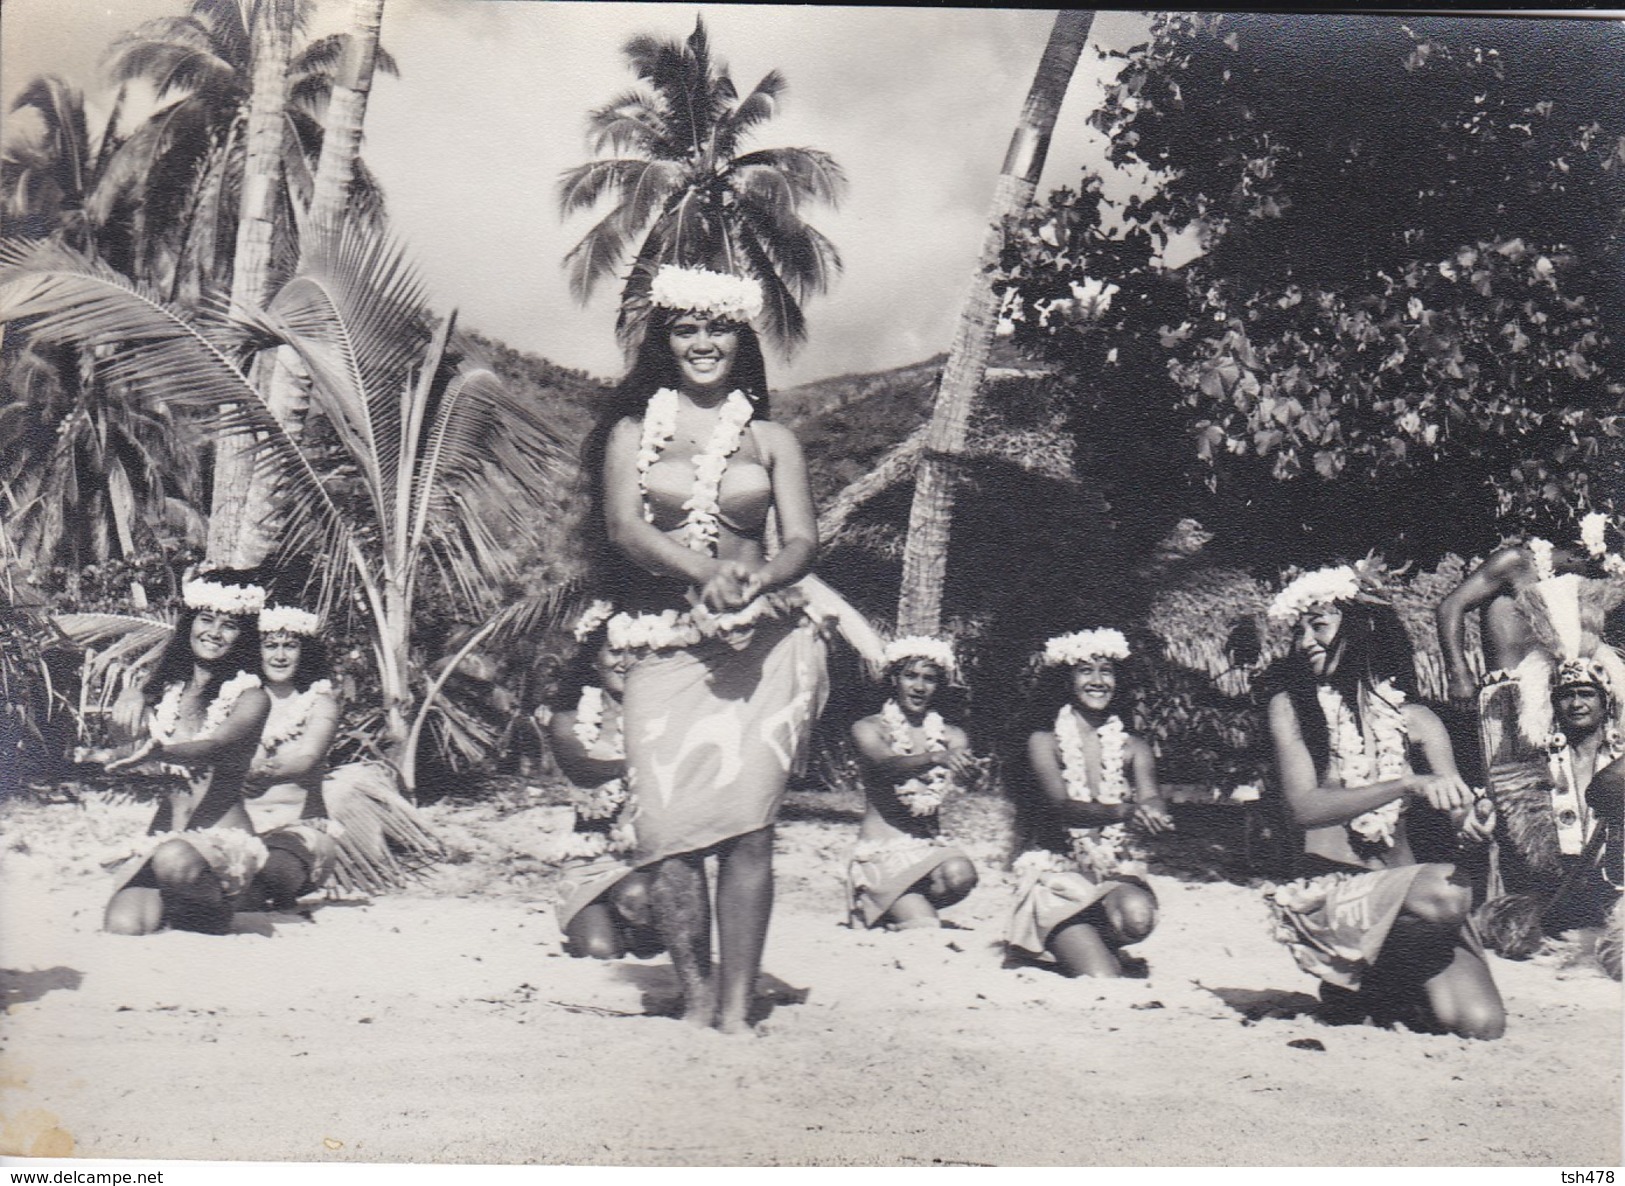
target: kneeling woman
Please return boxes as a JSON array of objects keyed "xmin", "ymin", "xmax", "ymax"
[
  {"xmin": 102, "ymin": 572, "xmax": 272, "ymax": 935},
  {"xmin": 1263, "ymin": 565, "xmax": 1504, "ymax": 1039},
  {"xmin": 247, "ymin": 601, "xmax": 441, "ymax": 902},
  {"xmin": 847, "ymin": 636, "xmax": 979, "ymax": 930},
  {"xmin": 1007, "ymin": 629, "xmax": 1174, "ymax": 977},
  {"xmin": 544, "ymin": 603, "xmax": 658, "ymax": 959}
]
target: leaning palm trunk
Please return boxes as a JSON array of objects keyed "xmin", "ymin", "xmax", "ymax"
[
  {"xmin": 208, "ymin": 0, "xmax": 295, "ymax": 565},
  {"xmin": 895, "ymin": 10, "xmax": 1094, "ymax": 636}
]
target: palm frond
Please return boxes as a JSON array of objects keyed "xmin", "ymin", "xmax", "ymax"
[
  {"xmin": 732, "ymin": 147, "xmax": 847, "ymax": 208},
  {"xmin": 737, "ymin": 192, "xmax": 842, "ymax": 298},
  {"xmin": 738, "ymin": 230, "xmax": 807, "ymax": 349},
  {"xmin": 561, "ymin": 205, "xmax": 636, "ymax": 303}
]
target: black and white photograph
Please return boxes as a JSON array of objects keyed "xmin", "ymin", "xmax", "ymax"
[{"xmin": 1, "ymin": 1, "xmax": 1621, "ymax": 1169}]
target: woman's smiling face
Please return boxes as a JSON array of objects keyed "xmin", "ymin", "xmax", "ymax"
[
  {"xmin": 668, "ymin": 314, "xmax": 739, "ymax": 392},
  {"xmin": 261, "ymin": 632, "xmax": 303, "ymax": 685},
  {"xmin": 191, "ymin": 609, "xmax": 242, "ymax": 664},
  {"xmin": 1070, "ymin": 657, "xmax": 1117, "ymax": 712}
]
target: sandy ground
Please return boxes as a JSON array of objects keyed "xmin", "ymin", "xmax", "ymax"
[{"xmin": 1, "ymin": 788, "xmax": 1620, "ymax": 1168}]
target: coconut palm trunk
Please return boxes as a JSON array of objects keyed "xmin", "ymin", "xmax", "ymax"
[
  {"xmin": 895, "ymin": 10, "xmax": 1093, "ymax": 636},
  {"xmin": 206, "ymin": 0, "xmax": 295, "ymax": 566},
  {"xmin": 236, "ymin": 0, "xmax": 389, "ymax": 566},
  {"xmin": 310, "ymin": 0, "xmax": 385, "ymax": 225}
]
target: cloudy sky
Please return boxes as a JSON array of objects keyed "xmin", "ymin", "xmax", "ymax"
[{"xmin": 3, "ymin": 2, "xmax": 1160, "ymax": 388}]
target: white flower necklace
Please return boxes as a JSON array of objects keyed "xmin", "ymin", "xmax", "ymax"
[
  {"xmin": 567, "ymin": 685, "xmax": 628, "ymax": 824},
  {"xmin": 258, "ymin": 679, "xmax": 334, "ymax": 754},
  {"xmin": 881, "ymin": 699, "xmax": 950, "ymax": 817},
  {"xmin": 1545, "ymin": 726, "xmax": 1625, "ymax": 856},
  {"xmin": 1053, "ymin": 706, "xmax": 1129, "ymax": 805},
  {"xmin": 1316, "ymin": 680, "xmax": 1409, "ymax": 847},
  {"xmin": 1529, "ymin": 537, "xmax": 1556, "ymax": 581},
  {"xmin": 1053, "ymin": 706, "xmax": 1135, "ymax": 877},
  {"xmin": 636, "ymin": 388, "xmax": 755, "ymax": 555},
  {"xmin": 151, "ymin": 670, "xmax": 262, "ymax": 748}
]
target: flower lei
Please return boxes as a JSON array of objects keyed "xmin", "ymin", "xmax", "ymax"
[
  {"xmin": 1054, "ymin": 706, "xmax": 1130, "ymax": 805},
  {"xmin": 604, "ymin": 589, "xmax": 823, "ymax": 656},
  {"xmin": 258, "ymin": 679, "xmax": 334, "ymax": 754},
  {"xmin": 566, "ymin": 685, "xmax": 628, "ymax": 824},
  {"xmin": 1316, "ymin": 680, "xmax": 1409, "ymax": 847},
  {"xmin": 1529, "ymin": 537, "xmax": 1557, "ymax": 582},
  {"xmin": 881, "ymin": 699, "xmax": 951, "ymax": 817},
  {"xmin": 1545, "ymin": 716, "xmax": 1625, "ymax": 856},
  {"xmin": 152, "ymin": 671, "xmax": 262, "ymax": 747},
  {"xmin": 636, "ymin": 387, "xmax": 755, "ymax": 555},
  {"xmin": 1053, "ymin": 706, "xmax": 1136, "ymax": 877},
  {"xmin": 1579, "ymin": 513, "xmax": 1625, "ymax": 577}
]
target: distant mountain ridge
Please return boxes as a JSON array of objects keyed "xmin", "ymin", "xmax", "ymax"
[{"xmin": 465, "ymin": 326, "xmax": 943, "ymax": 507}]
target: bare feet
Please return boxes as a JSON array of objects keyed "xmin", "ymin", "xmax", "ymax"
[{"xmin": 681, "ymin": 983, "xmax": 717, "ymax": 1029}]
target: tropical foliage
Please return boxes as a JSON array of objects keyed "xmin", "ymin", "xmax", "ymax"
[
  {"xmin": 0, "ymin": 223, "xmax": 567, "ymax": 790},
  {"xmin": 559, "ymin": 15, "xmax": 846, "ymax": 351},
  {"xmin": 102, "ymin": 0, "xmax": 395, "ymax": 304},
  {"xmin": 999, "ymin": 14, "xmax": 1624, "ymax": 567}
]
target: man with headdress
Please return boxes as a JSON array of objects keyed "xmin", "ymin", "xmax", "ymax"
[{"xmin": 1439, "ymin": 513, "xmax": 1625, "ymax": 959}]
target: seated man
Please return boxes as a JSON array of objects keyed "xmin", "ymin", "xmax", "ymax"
[
  {"xmin": 846, "ymin": 637, "xmax": 979, "ymax": 931},
  {"xmin": 1480, "ymin": 662, "xmax": 1624, "ymax": 961}
]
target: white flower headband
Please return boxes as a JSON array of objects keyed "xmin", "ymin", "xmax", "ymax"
[
  {"xmin": 1579, "ymin": 512, "xmax": 1625, "ymax": 577},
  {"xmin": 883, "ymin": 635, "xmax": 959, "ymax": 681},
  {"xmin": 1267, "ymin": 565, "xmax": 1362, "ymax": 621},
  {"xmin": 650, "ymin": 264, "xmax": 764, "ymax": 324},
  {"xmin": 182, "ymin": 577, "xmax": 266, "ymax": 617},
  {"xmin": 1042, "ymin": 628, "xmax": 1131, "ymax": 667},
  {"xmin": 259, "ymin": 605, "xmax": 321, "ymax": 636},
  {"xmin": 573, "ymin": 599, "xmax": 616, "ymax": 643}
]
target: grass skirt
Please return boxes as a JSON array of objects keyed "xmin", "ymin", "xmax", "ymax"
[
  {"xmin": 847, "ymin": 836, "xmax": 969, "ymax": 928},
  {"xmin": 1005, "ymin": 849, "xmax": 1150, "ymax": 956},
  {"xmin": 109, "ymin": 827, "xmax": 268, "ymax": 900},
  {"xmin": 556, "ymin": 856, "xmax": 637, "ymax": 935},
  {"xmin": 622, "ymin": 613, "xmax": 828, "ymax": 866},
  {"xmin": 1264, "ymin": 858, "xmax": 1427, "ymax": 991}
]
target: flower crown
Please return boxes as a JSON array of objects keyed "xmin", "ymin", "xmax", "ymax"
[
  {"xmin": 883, "ymin": 635, "xmax": 959, "ymax": 680},
  {"xmin": 573, "ymin": 599, "xmax": 616, "ymax": 643},
  {"xmin": 1042, "ymin": 628, "xmax": 1130, "ymax": 667},
  {"xmin": 259, "ymin": 605, "xmax": 320, "ymax": 636},
  {"xmin": 1579, "ymin": 512, "xmax": 1625, "ymax": 577},
  {"xmin": 182, "ymin": 576, "xmax": 266, "ymax": 617},
  {"xmin": 1268, "ymin": 566, "xmax": 1360, "ymax": 621},
  {"xmin": 650, "ymin": 265, "xmax": 764, "ymax": 324}
]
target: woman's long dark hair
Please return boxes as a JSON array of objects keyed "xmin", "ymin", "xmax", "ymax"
[
  {"xmin": 1266, "ymin": 599, "xmax": 1417, "ymax": 776},
  {"xmin": 580, "ymin": 306, "xmax": 772, "ymax": 598},
  {"xmin": 145, "ymin": 607, "xmax": 263, "ymax": 707}
]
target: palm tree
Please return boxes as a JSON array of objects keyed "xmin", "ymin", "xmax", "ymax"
[
  {"xmin": 559, "ymin": 15, "xmax": 845, "ymax": 352},
  {"xmin": 895, "ymin": 10, "xmax": 1094, "ymax": 636},
  {"xmin": 0, "ymin": 223, "xmax": 566, "ymax": 791},
  {"xmin": 102, "ymin": 0, "xmax": 395, "ymax": 306},
  {"xmin": 2, "ymin": 76, "xmax": 205, "ymax": 567}
]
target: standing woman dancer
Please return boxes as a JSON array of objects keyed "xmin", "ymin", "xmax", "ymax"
[
  {"xmin": 100, "ymin": 570, "xmax": 272, "ymax": 935},
  {"xmin": 1007, "ymin": 629, "xmax": 1175, "ymax": 977},
  {"xmin": 587, "ymin": 265, "xmax": 829, "ymax": 1033}
]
